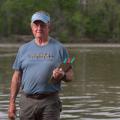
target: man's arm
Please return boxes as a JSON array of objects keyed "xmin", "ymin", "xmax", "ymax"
[
  {"xmin": 8, "ymin": 70, "xmax": 22, "ymax": 120},
  {"xmin": 63, "ymin": 68, "xmax": 73, "ymax": 82}
]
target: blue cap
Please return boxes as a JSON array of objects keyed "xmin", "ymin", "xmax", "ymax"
[{"xmin": 31, "ymin": 11, "xmax": 50, "ymax": 24}]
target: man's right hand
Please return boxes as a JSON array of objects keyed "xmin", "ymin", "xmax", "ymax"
[{"xmin": 8, "ymin": 103, "xmax": 16, "ymax": 120}]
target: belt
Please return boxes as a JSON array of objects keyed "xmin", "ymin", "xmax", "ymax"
[{"xmin": 23, "ymin": 91, "xmax": 58, "ymax": 99}]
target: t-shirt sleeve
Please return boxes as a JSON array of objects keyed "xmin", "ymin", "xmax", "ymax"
[{"xmin": 12, "ymin": 48, "xmax": 22, "ymax": 71}]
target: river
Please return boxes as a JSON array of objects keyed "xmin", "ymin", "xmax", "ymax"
[{"xmin": 0, "ymin": 45, "xmax": 120, "ymax": 120}]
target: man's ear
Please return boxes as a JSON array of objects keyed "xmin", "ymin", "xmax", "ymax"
[
  {"xmin": 48, "ymin": 22, "xmax": 51, "ymax": 32},
  {"xmin": 49, "ymin": 22, "xmax": 54, "ymax": 33}
]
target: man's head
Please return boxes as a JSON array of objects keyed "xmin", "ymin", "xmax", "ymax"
[{"xmin": 31, "ymin": 11, "xmax": 50, "ymax": 40}]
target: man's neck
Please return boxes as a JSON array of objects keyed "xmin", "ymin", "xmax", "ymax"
[{"xmin": 35, "ymin": 37, "xmax": 48, "ymax": 46}]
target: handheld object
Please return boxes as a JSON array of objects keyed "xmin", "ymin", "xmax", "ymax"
[{"xmin": 49, "ymin": 57, "xmax": 75, "ymax": 83}]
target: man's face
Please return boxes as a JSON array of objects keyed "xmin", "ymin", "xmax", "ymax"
[{"xmin": 31, "ymin": 20, "xmax": 49, "ymax": 39}]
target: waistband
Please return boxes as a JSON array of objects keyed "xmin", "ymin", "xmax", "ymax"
[{"xmin": 22, "ymin": 91, "xmax": 58, "ymax": 100}]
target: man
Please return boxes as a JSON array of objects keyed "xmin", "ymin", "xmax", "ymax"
[{"xmin": 8, "ymin": 11, "xmax": 73, "ymax": 120}]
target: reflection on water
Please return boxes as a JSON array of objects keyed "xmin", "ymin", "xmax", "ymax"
[{"xmin": 1, "ymin": 47, "xmax": 120, "ymax": 120}]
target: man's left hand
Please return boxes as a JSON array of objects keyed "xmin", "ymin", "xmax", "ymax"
[{"xmin": 52, "ymin": 68, "xmax": 65, "ymax": 81}]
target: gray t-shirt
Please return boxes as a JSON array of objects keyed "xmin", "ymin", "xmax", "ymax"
[{"xmin": 13, "ymin": 37, "xmax": 68, "ymax": 94}]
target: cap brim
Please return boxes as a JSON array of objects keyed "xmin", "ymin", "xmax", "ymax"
[{"xmin": 32, "ymin": 18, "xmax": 48, "ymax": 24}]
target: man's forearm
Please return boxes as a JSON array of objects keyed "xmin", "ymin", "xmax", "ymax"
[
  {"xmin": 9, "ymin": 71, "xmax": 21, "ymax": 104},
  {"xmin": 10, "ymin": 81, "xmax": 20, "ymax": 104}
]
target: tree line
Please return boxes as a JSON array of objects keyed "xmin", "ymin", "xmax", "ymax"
[{"xmin": 0, "ymin": 0, "xmax": 120, "ymax": 43}]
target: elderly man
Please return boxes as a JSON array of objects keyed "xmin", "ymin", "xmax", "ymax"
[{"xmin": 8, "ymin": 11, "xmax": 73, "ymax": 120}]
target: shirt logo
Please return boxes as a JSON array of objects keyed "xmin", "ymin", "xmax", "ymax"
[{"xmin": 28, "ymin": 53, "xmax": 54, "ymax": 60}]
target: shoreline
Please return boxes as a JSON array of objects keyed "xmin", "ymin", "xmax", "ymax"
[{"xmin": 1, "ymin": 43, "xmax": 120, "ymax": 48}]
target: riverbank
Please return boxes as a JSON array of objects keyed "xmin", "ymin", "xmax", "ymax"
[{"xmin": 1, "ymin": 43, "xmax": 120, "ymax": 48}]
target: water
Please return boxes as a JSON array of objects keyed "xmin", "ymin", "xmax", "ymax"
[{"xmin": 1, "ymin": 46, "xmax": 120, "ymax": 120}]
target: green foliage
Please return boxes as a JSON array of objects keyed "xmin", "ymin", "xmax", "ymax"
[
  {"xmin": 0, "ymin": 0, "xmax": 120, "ymax": 43},
  {"xmin": 83, "ymin": 0, "xmax": 120, "ymax": 42}
]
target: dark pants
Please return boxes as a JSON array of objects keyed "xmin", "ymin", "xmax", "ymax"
[{"xmin": 19, "ymin": 93, "xmax": 62, "ymax": 120}]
